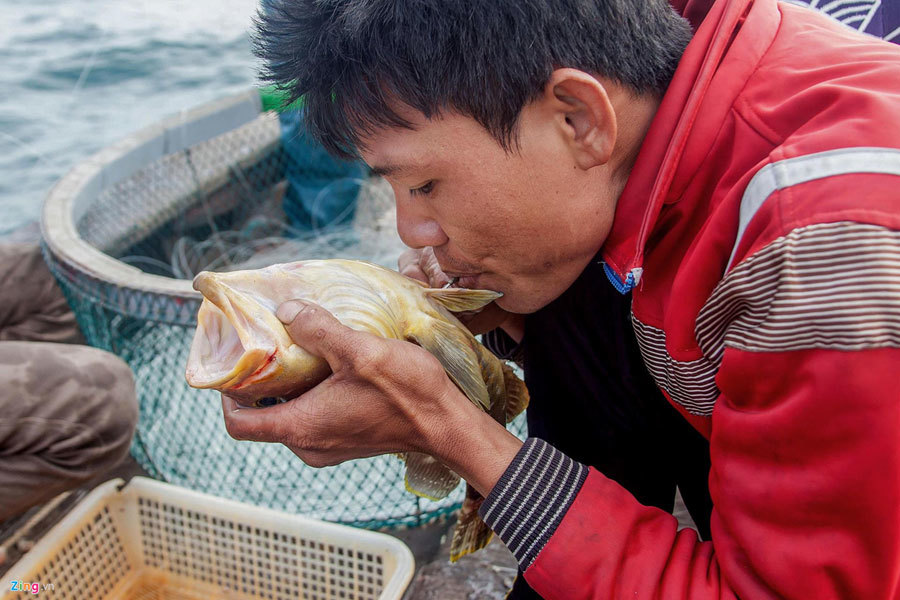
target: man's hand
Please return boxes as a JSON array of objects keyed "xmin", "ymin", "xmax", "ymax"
[
  {"xmin": 398, "ymin": 245, "xmax": 453, "ymax": 288},
  {"xmin": 220, "ymin": 299, "xmax": 522, "ymax": 496},
  {"xmin": 398, "ymin": 247, "xmax": 524, "ymax": 340}
]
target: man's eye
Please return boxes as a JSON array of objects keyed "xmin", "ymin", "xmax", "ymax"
[{"xmin": 410, "ymin": 181, "xmax": 434, "ymax": 197}]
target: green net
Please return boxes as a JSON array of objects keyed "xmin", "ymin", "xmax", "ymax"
[{"xmin": 43, "ymin": 90, "xmax": 526, "ymax": 530}]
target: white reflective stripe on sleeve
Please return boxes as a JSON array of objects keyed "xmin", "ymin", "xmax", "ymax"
[{"xmin": 728, "ymin": 147, "xmax": 900, "ymax": 269}]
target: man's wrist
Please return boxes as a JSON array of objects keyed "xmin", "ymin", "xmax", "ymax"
[{"xmin": 426, "ymin": 393, "xmax": 523, "ymax": 497}]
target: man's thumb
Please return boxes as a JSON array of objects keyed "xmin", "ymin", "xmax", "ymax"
[
  {"xmin": 275, "ymin": 300, "xmax": 352, "ymax": 367},
  {"xmin": 276, "ymin": 299, "xmax": 306, "ymax": 325}
]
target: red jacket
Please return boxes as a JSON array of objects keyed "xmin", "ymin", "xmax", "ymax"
[{"xmin": 479, "ymin": 0, "xmax": 900, "ymax": 597}]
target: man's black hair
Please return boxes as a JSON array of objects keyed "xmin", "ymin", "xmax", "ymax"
[{"xmin": 255, "ymin": 0, "xmax": 693, "ymax": 159}]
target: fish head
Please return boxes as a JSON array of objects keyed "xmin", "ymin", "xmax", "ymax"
[{"xmin": 185, "ymin": 267, "xmax": 331, "ymax": 406}]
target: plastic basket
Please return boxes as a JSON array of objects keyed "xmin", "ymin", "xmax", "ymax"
[{"xmin": 2, "ymin": 477, "xmax": 414, "ymax": 600}]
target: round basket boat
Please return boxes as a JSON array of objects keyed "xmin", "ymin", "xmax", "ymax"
[{"xmin": 42, "ymin": 89, "xmax": 524, "ymax": 529}]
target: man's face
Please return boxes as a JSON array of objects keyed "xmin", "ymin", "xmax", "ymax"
[{"xmin": 360, "ymin": 103, "xmax": 618, "ymax": 313}]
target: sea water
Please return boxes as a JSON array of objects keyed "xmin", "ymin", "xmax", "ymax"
[{"xmin": 0, "ymin": 0, "xmax": 260, "ymax": 235}]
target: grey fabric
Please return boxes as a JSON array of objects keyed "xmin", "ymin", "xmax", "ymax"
[
  {"xmin": 0, "ymin": 242, "xmax": 83, "ymax": 344},
  {"xmin": 0, "ymin": 240, "xmax": 138, "ymax": 520},
  {"xmin": 0, "ymin": 341, "xmax": 138, "ymax": 520}
]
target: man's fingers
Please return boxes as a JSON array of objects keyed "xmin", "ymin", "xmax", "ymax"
[
  {"xmin": 422, "ymin": 263, "xmax": 451, "ymax": 288},
  {"xmin": 276, "ymin": 300, "xmax": 369, "ymax": 369},
  {"xmin": 399, "ymin": 263, "xmax": 429, "ymax": 284},
  {"xmin": 418, "ymin": 247, "xmax": 452, "ymax": 287},
  {"xmin": 398, "ymin": 246, "xmax": 451, "ymax": 288},
  {"xmin": 221, "ymin": 393, "xmax": 291, "ymax": 443},
  {"xmin": 398, "ymin": 249, "xmax": 429, "ymax": 283}
]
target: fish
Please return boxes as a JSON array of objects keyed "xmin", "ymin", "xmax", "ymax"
[{"xmin": 185, "ymin": 258, "xmax": 529, "ymax": 561}]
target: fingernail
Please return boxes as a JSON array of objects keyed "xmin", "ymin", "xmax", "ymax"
[{"xmin": 276, "ymin": 300, "xmax": 305, "ymax": 324}]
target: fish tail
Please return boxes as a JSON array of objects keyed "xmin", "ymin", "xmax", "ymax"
[{"xmin": 449, "ymin": 485, "xmax": 494, "ymax": 562}]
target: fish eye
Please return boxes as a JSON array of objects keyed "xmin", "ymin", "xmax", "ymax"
[{"xmin": 256, "ymin": 396, "xmax": 287, "ymax": 408}]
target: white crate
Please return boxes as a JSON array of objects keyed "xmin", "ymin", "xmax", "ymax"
[{"xmin": 2, "ymin": 477, "xmax": 414, "ymax": 600}]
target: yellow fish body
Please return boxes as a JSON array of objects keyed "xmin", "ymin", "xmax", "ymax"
[{"xmin": 185, "ymin": 258, "xmax": 529, "ymax": 560}]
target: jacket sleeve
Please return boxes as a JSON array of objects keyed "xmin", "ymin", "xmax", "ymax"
[{"xmin": 480, "ymin": 223, "xmax": 900, "ymax": 599}]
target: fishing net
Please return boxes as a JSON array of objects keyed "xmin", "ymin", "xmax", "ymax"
[{"xmin": 42, "ymin": 90, "xmax": 526, "ymax": 530}]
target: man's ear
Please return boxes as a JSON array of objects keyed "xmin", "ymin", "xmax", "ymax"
[{"xmin": 543, "ymin": 68, "xmax": 617, "ymax": 170}]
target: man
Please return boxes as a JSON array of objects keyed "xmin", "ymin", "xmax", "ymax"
[
  {"xmin": 224, "ymin": 0, "xmax": 900, "ymax": 597},
  {"xmin": 0, "ymin": 237, "xmax": 138, "ymax": 522}
]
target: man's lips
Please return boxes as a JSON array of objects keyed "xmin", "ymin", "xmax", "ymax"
[{"xmin": 454, "ymin": 274, "xmax": 482, "ymax": 288}]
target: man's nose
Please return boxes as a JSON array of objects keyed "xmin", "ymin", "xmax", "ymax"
[{"xmin": 395, "ymin": 201, "xmax": 448, "ymax": 249}]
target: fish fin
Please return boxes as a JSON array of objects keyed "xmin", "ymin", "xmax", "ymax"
[
  {"xmin": 425, "ymin": 288, "xmax": 502, "ymax": 313},
  {"xmin": 408, "ymin": 319, "xmax": 491, "ymax": 411},
  {"xmin": 403, "ymin": 452, "xmax": 461, "ymax": 500},
  {"xmin": 501, "ymin": 361, "xmax": 530, "ymax": 423},
  {"xmin": 449, "ymin": 484, "xmax": 493, "ymax": 562},
  {"xmin": 472, "ymin": 343, "xmax": 511, "ymax": 426}
]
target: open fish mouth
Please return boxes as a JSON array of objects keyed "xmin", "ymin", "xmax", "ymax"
[{"xmin": 186, "ymin": 300, "xmax": 272, "ymax": 389}]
